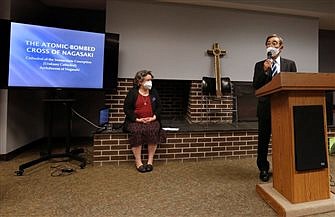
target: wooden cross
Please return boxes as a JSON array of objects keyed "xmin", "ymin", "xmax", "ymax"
[{"xmin": 207, "ymin": 43, "xmax": 226, "ymax": 97}]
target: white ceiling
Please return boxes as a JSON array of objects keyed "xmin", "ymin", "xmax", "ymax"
[{"xmin": 39, "ymin": 0, "xmax": 335, "ymax": 30}]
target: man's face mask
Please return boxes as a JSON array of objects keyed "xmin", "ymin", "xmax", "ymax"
[
  {"xmin": 143, "ymin": 80, "xmax": 152, "ymax": 90},
  {"xmin": 266, "ymin": 47, "xmax": 280, "ymax": 58}
]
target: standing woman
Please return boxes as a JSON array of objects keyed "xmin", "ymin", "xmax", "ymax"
[{"xmin": 123, "ymin": 70, "xmax": 165, "ymax": 173}]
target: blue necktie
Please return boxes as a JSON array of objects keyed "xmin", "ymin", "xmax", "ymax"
[{"xmin": 271, "ymin": 61, "xmax": 278, "ymax": 77}]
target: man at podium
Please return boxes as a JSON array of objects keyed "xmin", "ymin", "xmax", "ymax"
[{"xmin": 253, "ymin": 34, "xmax": 297, "ymax": 182}]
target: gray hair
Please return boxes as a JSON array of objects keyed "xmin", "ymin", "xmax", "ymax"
[{"xmin": 265, "ymin": 34, "xmax": 284, "ymax": 46}]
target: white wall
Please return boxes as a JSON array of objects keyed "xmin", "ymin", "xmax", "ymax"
[
  {"xmin": 0, "ymin": 90, "xmax": 8, "ymax": 154},
  {"xmin": 1, "ymin": 0, "xmax": 55, "ymax": 155},
  {"xmin": 106, "ymin": 0, "xmax": 318, "ymax": 81},
  {"xmin": 6, "ymin": 90, "xmax": 46, "ymax": 154},
  {"xmin": 0, "ymin": 0, "xmax": 10, "ymax": 19},
  {"xmin": 0, "ymin": 0, "xmax": 10, "ymax": 154}
]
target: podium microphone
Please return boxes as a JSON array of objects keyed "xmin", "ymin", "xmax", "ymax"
[{"xmin": 267, "ymin": 51, "xmax": 272, "ymax": 59}]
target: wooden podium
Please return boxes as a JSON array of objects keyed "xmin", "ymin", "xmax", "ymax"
[{"xmin": 255, "ymin": 72, "xmax": 335, "ymax": 216}]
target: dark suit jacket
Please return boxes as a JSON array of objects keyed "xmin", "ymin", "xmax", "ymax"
[{"xmin": 253, "ymin": 57, "xmax": 297, "ymax": 118}]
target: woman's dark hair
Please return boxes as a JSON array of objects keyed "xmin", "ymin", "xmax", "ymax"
[{"xmin": 133, "ymin": 70, "xmax": 154, "ymax": 86}]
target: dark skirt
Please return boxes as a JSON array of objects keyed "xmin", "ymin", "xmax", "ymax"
[{"xmin": 127, "ymin": 120, "xmax": 166, "ymax": 147}]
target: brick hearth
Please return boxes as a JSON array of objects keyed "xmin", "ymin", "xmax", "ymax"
[
  {"xmin": 93, "ymin": 78, "xmax": 335, "ymax": 165},
  {"xmin": 93, "ymin": 129, "xmax": 259, "ymax": 165}
]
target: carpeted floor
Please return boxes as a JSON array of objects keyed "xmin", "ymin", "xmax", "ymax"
[{"xmin": 1, "ymin": 146, "xmax": 335, "ymax": 217}]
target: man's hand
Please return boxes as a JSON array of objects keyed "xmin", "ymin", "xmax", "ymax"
[{"xmin": 263, "ymin": 59, "xmax": 272, "ymax": 74}]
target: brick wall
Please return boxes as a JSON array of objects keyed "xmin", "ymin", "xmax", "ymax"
[
  {"xmin": 104, "ymin": 78, "xmax": 132, "ymax": 124},
  {"xmin": 93, "ymin": 129, "xmax": 260, "ymax": 166},
  {"xmin": 155, "ymin": 80, "xmax": 190, "ymax": 120},
  {"xmin": 104, "ymin": 78, "xmax": 235, "ymax": 124},
  {"xmin": 97, "ymin": 78, "xmax": 335, "ymax": 166},
  {"xmin": 186, "ymin": 81, "xmax": 236, "ymax": 123},
  {"xmin": 93, "ymin": 128, "xmax": 335, "ymax": 166}
]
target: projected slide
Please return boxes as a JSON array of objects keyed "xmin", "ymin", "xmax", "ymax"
[{"xmin": 8, "ymin": 22, "xmax": 105, "ymax": 88}]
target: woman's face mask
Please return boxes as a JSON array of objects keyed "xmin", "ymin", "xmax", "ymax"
[{"xmin": 143, "ymin": 80, "xmax": 152, "ymax": 90}]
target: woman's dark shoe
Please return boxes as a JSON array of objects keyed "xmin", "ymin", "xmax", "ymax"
[
  {"xmin": 136, "ymin": 165, "xmax": 147, "ymax": 173},
  {"xmin": 146, "ymin": 164, "xmax": 153, "ymax": 172}
]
